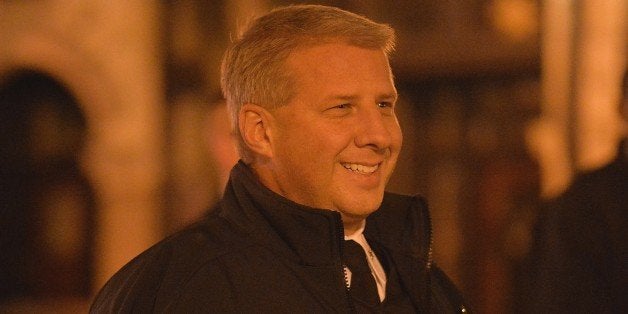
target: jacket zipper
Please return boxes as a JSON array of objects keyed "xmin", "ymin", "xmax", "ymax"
[
  {"xmin": 424, "ymin": 200, "xmax": 467, "ymax": 313},
  {"xmin": 336, "ymin": 216, "xmax": 356, "ymax": 313},
  {"xmin": 423, "ymin": 199, "xmax": 435, "ymax": 312},
  {"xmin": 424, "ymin": 199, "xmax": 434, "ymax": 271},
  {"xmin": 342, "ymin": 264, "xmax": 356, "ymax": 313}
]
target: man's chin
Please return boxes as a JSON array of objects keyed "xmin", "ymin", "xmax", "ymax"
[
  {"xmin": 337, "ymin": 204, "xmax": 381, "ymax": 222},
  {"xmin": 332, "ymin": 192, "xmax": 384, "ymax": 218}
]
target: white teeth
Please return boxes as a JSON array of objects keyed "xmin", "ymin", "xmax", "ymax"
[{"xmin": 342, "ymin": 163, "xmax": 379, "ymax": 174}]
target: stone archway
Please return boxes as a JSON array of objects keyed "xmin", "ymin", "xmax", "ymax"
[
  {"xmin": 0, "ymin": 18, "xmax": 164, "ymax": 298},
  {"xmin": 0, "ymin": 69, "xmax": 95, "ymax": 300}
]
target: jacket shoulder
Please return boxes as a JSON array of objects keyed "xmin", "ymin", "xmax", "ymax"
[{"xmin": 90, "ymin": 213, "xmax": 247, "ymax": 313}]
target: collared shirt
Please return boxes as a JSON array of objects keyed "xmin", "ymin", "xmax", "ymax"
[{"xmin": 344, "ymin": 221, "xmax": 387, "ymax": 302}]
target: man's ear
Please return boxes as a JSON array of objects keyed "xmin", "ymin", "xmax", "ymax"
[{"xmin": 239, "ymin": 103, "xmax": 274, "ymax": 159}]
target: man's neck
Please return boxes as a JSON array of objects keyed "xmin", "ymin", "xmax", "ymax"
[{"xmin": 344, "ymin": 219, "xmax": 366, "ymax": 237}]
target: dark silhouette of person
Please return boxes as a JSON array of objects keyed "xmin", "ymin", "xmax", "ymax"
[{"xmin": 522, "ymin": 70, "xmax": 627, "ymax": 313}]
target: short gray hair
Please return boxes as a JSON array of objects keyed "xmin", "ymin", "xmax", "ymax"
[{"xmin": 220, "ymin": 4, "xmax": 396, "ymax": 162}]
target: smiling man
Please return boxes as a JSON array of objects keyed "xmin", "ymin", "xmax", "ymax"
[
  {"xmin": 248, "ymin": 42, "xmax": 401, "ymax": 236},
  {"xmin": 91, "ymin": 5, "xmax": 467, "ymax": 313}
]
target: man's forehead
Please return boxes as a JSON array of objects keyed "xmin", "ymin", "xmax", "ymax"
[
  {"xmin": 285, "ymin": 43, "xmax": 393, "ymax": 78},
  {"xmin": 286, "ymin": 41, "xmax": 388, "ymax": 63}
]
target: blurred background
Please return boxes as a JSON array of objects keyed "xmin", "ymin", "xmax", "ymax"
[{"xmin": 0, "ymin": 0, "xmax": 625, "ymax": 313}]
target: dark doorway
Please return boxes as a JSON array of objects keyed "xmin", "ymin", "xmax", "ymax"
[{"xmin": 0, "ymin": 70, "xmax": 95, "ymax": 300}]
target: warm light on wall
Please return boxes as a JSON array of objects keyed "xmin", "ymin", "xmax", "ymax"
[
  {"xmin": 488, "ymin": 0, "xmax": 539, "ymax": 42},
  {"xmin": 527, "ymin": 0, "xmax": 575, "ymax": 198},
  {"xmin": 527, "ymin": 0, "xmax": 626, "ymax": 198},
  {"xmin": 574, "ymin": 0, "xmax": 626, "ymax": 170}
]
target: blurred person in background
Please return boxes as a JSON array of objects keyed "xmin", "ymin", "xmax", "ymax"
[{"xmin": 522, "ymin": 70, "xmax": 627, "ymax": 313}]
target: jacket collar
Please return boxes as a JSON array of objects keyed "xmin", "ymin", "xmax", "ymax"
[
  {"xmin": 219, "ymin": 161, "xmax": 432, "ymax": 269},
  {"xmin": 220, "ymin": 161, "xmax": 344, "ymax": 266}
]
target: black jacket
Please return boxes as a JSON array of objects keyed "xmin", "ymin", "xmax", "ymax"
[{"xmin": 91, "ymin": 162, "xmax": 467, "ymax": 313}]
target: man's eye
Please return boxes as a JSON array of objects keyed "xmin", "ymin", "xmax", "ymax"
[
  {"xmin": 329, "ymin": 104, "xmax": 350, "ymax": 110},
  {"xmin": 378, "ymin": 102, "xmax": 392, "ymax": 108},
  {"xmin": 324, "ymin": 104, "xmax": 351, "ymax": 116}
]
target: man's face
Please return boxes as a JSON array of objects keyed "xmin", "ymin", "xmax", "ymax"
[{"xmin": 262, "ymin": 43, "xmax": 402, "ymax": 230}]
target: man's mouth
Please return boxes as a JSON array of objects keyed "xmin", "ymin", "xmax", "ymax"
[{"xmin": 341, "ymin": 163, "xmax": 379, "ymax": 174}]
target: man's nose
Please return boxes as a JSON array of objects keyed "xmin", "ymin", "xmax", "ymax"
[{"xmin": 354, "ymin": 106, "xmax": 393, "ymax": 151}]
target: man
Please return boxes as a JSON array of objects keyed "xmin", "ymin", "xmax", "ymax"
[
  {"xmin": 521, "ymin": 70, "xmax": 627, "ymax": 313},
  {"xmin": 91, "ymin": 5, "xmax": 467, "ymax": 313}
]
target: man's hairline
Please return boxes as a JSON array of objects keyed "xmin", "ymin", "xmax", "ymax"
[
  {"xmin": 232, "ymin": 38, "xmax": 395, "ymax": 163},
  {"xmin": 244, "ymin": 38, "xmax": 394, "ymax": 108}
]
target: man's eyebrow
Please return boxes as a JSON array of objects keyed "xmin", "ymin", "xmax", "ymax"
[
  {"xmin": 377, "ymin": 92, "xmax": 398, "ymax": 101},
  {"xmin": 323, "ymin": 92, "xmax": 398, "ymax": 102},
  {"xmin": 323, "ymin": 94, "xmax": 359, "ymax": 102}
]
